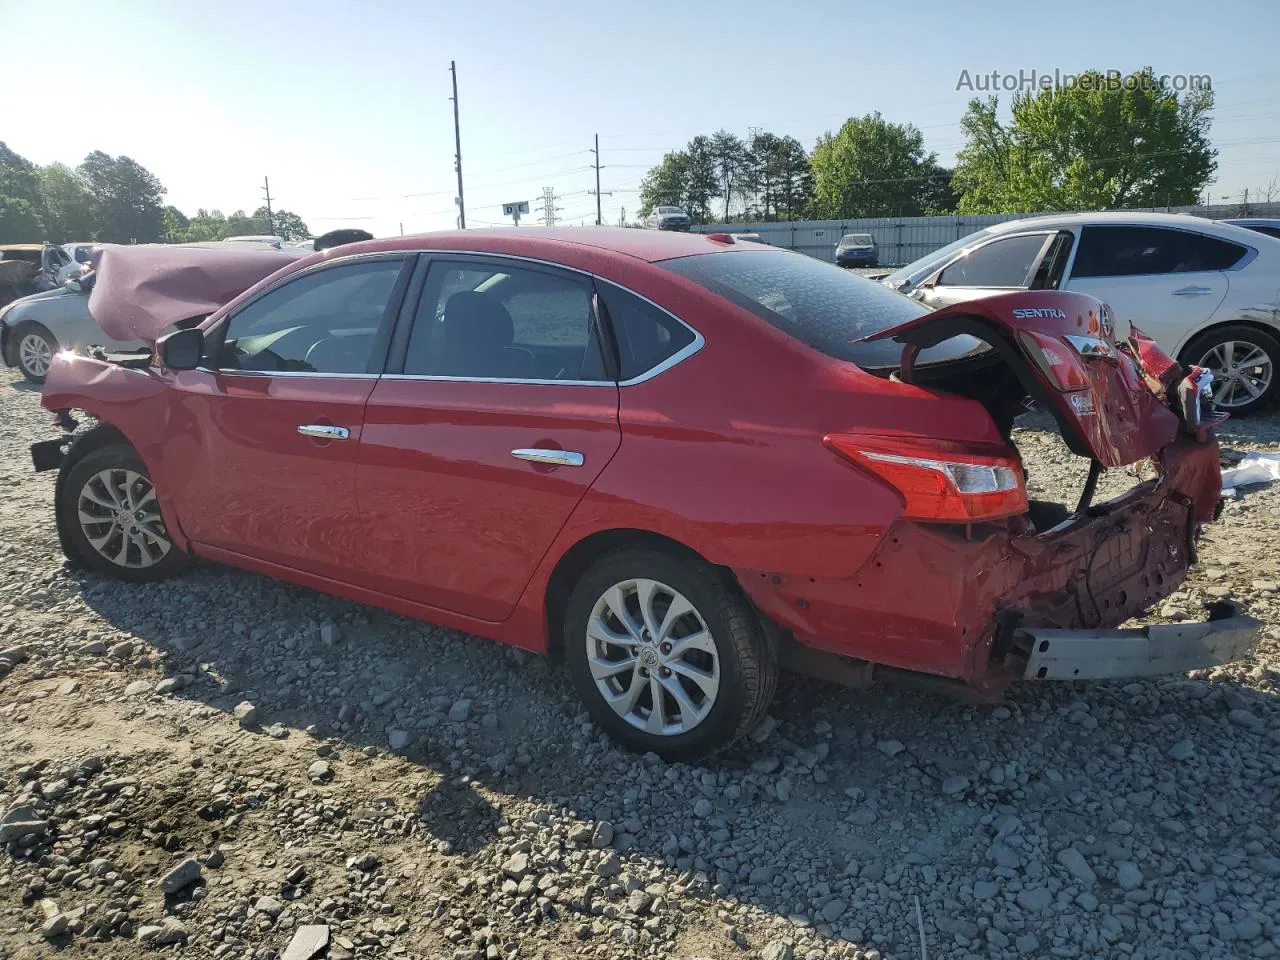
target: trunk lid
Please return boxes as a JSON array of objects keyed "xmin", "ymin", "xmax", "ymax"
[{"xmin": 865, "ymin": 290, "xmax": 1183, "ymax": 468}]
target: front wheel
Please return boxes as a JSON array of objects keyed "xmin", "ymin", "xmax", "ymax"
[
  {"xmin": 1180, "ymin": 324, "xmax": 1280, "ymax": 415},
  {"xmin": 57, "ymin": 444, "xmax": 187, "ymax": 582},
  {"xmin": 16, "ymin": 324, "xmax": 57, "ymax": 383},
  {"xmin": 564, "ymin": 549, "xmax": 777, "ymax": 761}
]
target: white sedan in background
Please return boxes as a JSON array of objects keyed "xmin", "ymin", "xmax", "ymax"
[{"xmin": 883, "ymin": 212, "xmax": 1280, "ymax": 413}]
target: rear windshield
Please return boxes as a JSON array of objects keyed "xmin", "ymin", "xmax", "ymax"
[
  {"xmin": 661, "ymin": 249, "xmax": 927, "ymax": 367},
  {"xmin": 842, "ymin": 234, "xmax": 873, "ymax": 245},
  {"xmin": 658, "ymin": 207, "xmax": 684, "ymax": 215}
]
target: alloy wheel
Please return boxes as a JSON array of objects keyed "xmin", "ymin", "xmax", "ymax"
[
  {"xmin": 585, "ymin": 578, "xmax": 720, "ymax": 736},
  {"xmin": 76, "ymin": 468, "xmax": 172, "ymax": 569},
  {"xmin": 1199, "ymin": 339, "xmax": 1274, "ymax": 408},
  {"xmin": 19, "ymin": 332, "xmax": 53, "ymax": 379}
]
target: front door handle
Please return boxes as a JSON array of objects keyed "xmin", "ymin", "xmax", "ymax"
[
  {"xmin": 1172, "ymin": 285, "xmax": 1212, "ymax": 297},
  {"xmin": 298, "ymin": 424, "xmax": 350, "ymax": 440},
  {"xmin": 511, "ymin": 448, "xmax": 584, "ymax": 467}
]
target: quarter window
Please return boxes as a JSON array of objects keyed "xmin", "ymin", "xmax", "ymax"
[
  {"xmin": 935, "ymin": 234, "xmax": 1049, "ymax": 288},
  {"xmin": 596, "ymin": 283, "xmax": 696, "ymax": 381},
  {"xmin": 403, "ymin": 260, "xmax": 607, "ymax": 381},
  {"xmin": 1072, "ymin": 226, "xmax": 1248, "ymax": 278},
  {"xmin": 218, "ymin": 258, "xmax": 405, "ymax": 373}
]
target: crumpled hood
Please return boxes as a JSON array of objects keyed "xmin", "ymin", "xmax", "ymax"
[{"xmin": 87, "ymin": 244, "xmax": 304, "ymax": 343}]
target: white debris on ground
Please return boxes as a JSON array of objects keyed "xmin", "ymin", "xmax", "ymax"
[
  {"xmin": 1222, "ymin": 451, "xmax": 1280, "ymax": 498},
  {"xmin": 0, "ymin": 369, "xmax": 1278, "ymax": 960}
]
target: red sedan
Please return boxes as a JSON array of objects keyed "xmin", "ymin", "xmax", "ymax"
[{"xmin": 32, "ymin": 229, "xmax": 1257, "ymax": 759}]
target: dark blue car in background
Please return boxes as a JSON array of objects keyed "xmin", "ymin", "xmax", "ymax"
[{"xmin": 834, "ymin": 232, "xmax": 878, "ymax": 267}]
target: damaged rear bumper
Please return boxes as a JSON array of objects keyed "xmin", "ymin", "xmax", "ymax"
[{"xmin": 1019, "ymin": 602, "xmax": 1259, "ymax": 680}]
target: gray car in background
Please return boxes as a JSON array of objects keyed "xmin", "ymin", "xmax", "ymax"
[{"xmin": 0, "ymin": 277, "xmax": 142, "ymax": 383}]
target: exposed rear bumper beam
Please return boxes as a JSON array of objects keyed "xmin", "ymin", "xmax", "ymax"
[{"xmin": 1019, "ymin": 603, "xmax": 1260, "ymax": 680}]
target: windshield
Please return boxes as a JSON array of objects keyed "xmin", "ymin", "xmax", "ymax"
[
  {"xmin": 882, "ymin": 228, "xmax": 995, "ymax": 289},
  {"xmin": 841, "ymin": 234, "xmax": 873, "ymax": 246},
  {"xmin": 661, "ymin": 249, "xmax": 937, "ymax": 367},
  {"xmin": 657, "ymin": 207, "xmax": 685, "ymax": 215}
]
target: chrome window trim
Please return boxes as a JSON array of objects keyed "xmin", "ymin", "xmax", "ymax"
[
  {"xmin": 203, "ymin": 247, "xmax": 705, "ymax": 386},
  {"xmin": 1064, "ymin": 334, "xmax": 1116, "ymax": 358}
]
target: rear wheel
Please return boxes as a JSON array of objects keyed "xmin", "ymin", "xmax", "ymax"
[
  {"xmin": 57, "ymin": 444, "xmax": 187, "ymax": 582},
  {"xmin": 1180, "ymin": 324, "xmax": 1280, "ymax": 415},
  {"xmin": 564, "ymin": 548, "xmax": 776, "ymax": 760},
  {"xmin": 16, "ymin": 324, "xmax": 57, "ymax": 383}
]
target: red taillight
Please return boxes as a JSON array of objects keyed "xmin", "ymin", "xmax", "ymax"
[
  {"xmin": 1018, "ymin": 330, "xmax": 1089, "ymax": 391},
  {"xmin": 824, "ymin": 434, "xmax": 1029, "ymax": 523}
]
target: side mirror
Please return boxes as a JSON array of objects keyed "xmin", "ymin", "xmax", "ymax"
[
  {"xmin": 63, "ymin": 277, "xmax": 82, "ymax": 293},
  {"xmin": 158, "ymin": 328, "xmax": 204, "ymax": 370}
]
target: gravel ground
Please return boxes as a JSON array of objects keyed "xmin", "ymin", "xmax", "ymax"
[{"xmin": 1, "ymin": 367, "xmax": 1278, "ymax": 960}]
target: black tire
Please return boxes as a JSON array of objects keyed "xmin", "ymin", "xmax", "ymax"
[
  {"xmin": 14, "ymin": 323, "xmax": 57, "ymax": 384},
  {"xmin": 57, "ymin": 443, "xmax": 187, "ymax": 582},
  {"xmin": 1179, "ymin": 324, "xmax": 1280, "ymax": 416},
  {"xmin": 564, "ymin": 548, "xmax": 777, "ymax": 761}
]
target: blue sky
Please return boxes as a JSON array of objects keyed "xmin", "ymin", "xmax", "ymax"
[{"xmin": 3, "ymin": 0, "xmax": 1278, "ymax": 236}]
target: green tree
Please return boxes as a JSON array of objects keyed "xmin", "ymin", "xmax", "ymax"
[
  {"xmin": 181, "ymin": 208, "xmax": 229, "ymax": 242},
  {"xmin": 742, "ymin": 133, "xmax": 811, "ymax": 221},
  {"xmin": 39, "ymin": 163, "xmax": 98, "ymax": 241},
  {"xmin": 253, "ymin": 206, "xmax": 310, "ymax": 241},
  {"xmin": 709, "ymin": 129, "xmax": 748, "ymax": 222},
  {"xmin": 954, "ymin": 68, "xmax": 1217, "ymax": 213},
  {"xmin": 639, "ymin": 151, "xmax": 691, "ymax": 217},
  {"xmin": 682, "ymin": 136, "xmax": 719, "ymax": 224},
  {"xmin": 77, "ymin": 151, "xmax": 166, "ymax": 243},
  {"xmin": 810, "ymin": 113, "xmax": 943, "ymax": 218},
  {"xmin": 161, "ymin": 206, "xmax": 190, "ymax": 242},
  {"xmin": 0, "ymin": 142, "xmax": 46, "ymax": 242}
]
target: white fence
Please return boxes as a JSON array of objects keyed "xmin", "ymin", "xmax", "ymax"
[{"xmin": 692, "ymin": 203, "xmax": 1280, "ymax": 267}]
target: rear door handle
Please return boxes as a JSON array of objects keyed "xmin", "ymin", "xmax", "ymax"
[
  {"xmin": 1172, "ymin": 285, "xmax": 1212, "ymax": 297},
  {"xmin": 511, "ymin": 448, "xmax": 584, "ymax": 467},
  {"xmin": 298, "ymin": 424, "xmax": 350, "ymax": 440}
]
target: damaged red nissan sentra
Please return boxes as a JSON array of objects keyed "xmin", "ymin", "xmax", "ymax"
[{"xmin": 30, "ymin": 229, "xmax": 1259, "ymax": 759}]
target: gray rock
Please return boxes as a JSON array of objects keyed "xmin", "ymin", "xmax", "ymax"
[
  {"xmin": 1055, "ymin": 847, "xmax": 1096, "ymax": 885},
  {"xmin": 693, "ymin": 798, "xmax": 712, "ymax": 818},
  {"xmin": 942, "ymin": 775, "xmax": 970, "ymax": 795},
  {"xmin": 1016, "ymin": 887, "xmax": 1052, "ymax": 912},
  {"xmin": 627, "ymin": 889, "xmax": 652, "ymax": 914},
  {"xmin": 1191, "ymin": 879, "xmax": 1218, "ymax": 905},
  {"xmin": 596, "ymin": 852, "xmax": 621, "ymax": 878},
  {"xmin": 820, "ymin": 898, "xmax": 847, "ymax": 922},
  {"xmin": 875, "ymin": 739, "xmax": 905, "ymax": 757},
  {"xmin": 1106, "ymin": 819, "xmax": 1133, "ymax": 835},
  {"xmin": 41, "ymin": 912, "xmax": 71, "ymax": 940},
  {"xmin": 775, "ymin": 777, "xmax": 791, "ymax": 802},
  {"xmin": 1235, "ymin": 917, "xmax": 1262, "ymax": 941},
  {"xmin": 591, "ymin": 821, "xmax": 614, "ymax": 848},
  {"xmin": 307, "ymin": 760, "xmax": 332, "ymax": 783},
  {"xmin": 751, "ymin": 757, "xmax": 780, "ymax": 775},
  {"xmin": 1251, "ymin": 855, "xmax": 1280, "ymax": 877},
  {"xmin": 0, "ymin": 804, "xmax": 49, "ymax": 843},
  {"xmin": 387, "ymin": 729, "xmax": 410, "ymax": 751},
  {"xmin": 154, "ymin": 677, "xmax": 184, "ymax": 695},
  {"xmin": 255, "ymin": 895, "xmax": 285, "ymax": 919},
  {"xmin": 1228, "ymin": 708, "xmax": 1263, "ymax": 731},
  {"xmin": 1115, "ymin": 861, "xmax": 1142, "ymax": 890},
  {"xmin": 1014, "ymin": 934, "xmax": 1039, "ymax": 954},
  {"xmin": 761, "ymin": 939, "xmax": 794, "ymax": 960},
  {"xmin": 79, "ymin": 640, "xmax": 108, "ymax": 655},
  {"xmin": 1169, "ymin": 739, "xmax": 1196, "ymax": 761},
  {"xmin": 282, "ymin": 925, "xmax": 330, "ymax": 960},
  {"xmin": 158, "ymin": 858, "xmax": 202, "ymax": 894},
  {"xmin": 973, "ymin": 880, "xmax": 999, "ymax": 900},
  {"xmin": 139, "ymin": 918, "xmax": 188, "ymax": 945},
  {"xmin": 502, "ymin": 852, "xmax": 529, "ymax": 880},
  {"xmin": 233, "ymin": 701, "xmax": 258, "ymax": 727},
  {"xmin": 124, "ymin": 680, "xmax": 151, "ymax": 696},
  {"xmin": 448, "ymin": 699, "xmax": 472, "ymax": 722},
  {"xmin": 319, "ymin": 621, "xmax": 341, "ymax": 645},
  {"xmin": 849, "ymin": 807, "xmax": 878, "ymax": 826}
]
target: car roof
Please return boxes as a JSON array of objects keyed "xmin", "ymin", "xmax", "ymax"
[
  {"xmin": 982, "ymin": 210, "xmax": 1257, "ymax": 239},
  {"xmin": 0, "ymin": 243, "xmax": 46, "ymax": 251},
  {"xmin": 1219, "ymin": 217, "xmax": 1280, "ymax": 227},
  {"xmin": 310, "ymin": 227, "xmax": 751, "ymax": 264}
]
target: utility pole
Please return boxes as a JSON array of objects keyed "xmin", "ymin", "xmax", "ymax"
[
  {"xmin": 536, "ymin": 187, "xmax": 562, "ymax": 227},
  {"xmin": 261, "ymin": 177, "xmax": 275, "ymax": 235},
  {"xmin": 618, "ymin": 206, "xmax": 626, "ymax": 227},
  {"xmin": 589, "ymin": 133, "xmax": 611, "ymax": 226},
  {"xmin": 450, "ymin": 60, "xmax": 466, "ymax": 229}
]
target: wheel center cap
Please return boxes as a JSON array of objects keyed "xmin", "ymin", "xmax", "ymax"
[{"xmin": 640, "ymin": 647, "xmax": 659, "ymax": 666}]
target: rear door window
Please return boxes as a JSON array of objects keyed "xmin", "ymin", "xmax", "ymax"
[
  {"xmin": 1072, "ymin": 226, "xmax": 1248, "ymax": 278},
  {"xmin": 935, "ymin": 233, "xmax": 1050, "ymax": 288}
]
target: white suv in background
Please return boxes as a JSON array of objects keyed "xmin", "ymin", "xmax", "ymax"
[{"xmin": 882, "ymin": 212, "xmax": 1280, "ymax": 413}]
